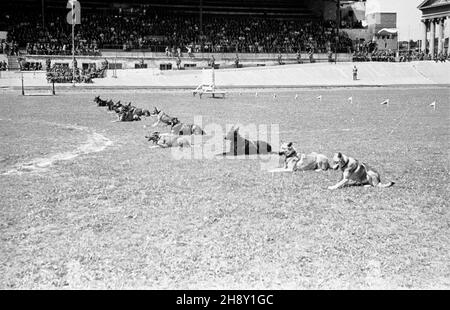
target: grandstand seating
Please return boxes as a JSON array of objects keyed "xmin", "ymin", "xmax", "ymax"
[{"xmin": 1, "ymin": 3, "xmax": 354, "ymax": 56}]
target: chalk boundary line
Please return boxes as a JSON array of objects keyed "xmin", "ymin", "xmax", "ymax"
[{"xmin": 0, "ymin": 120, "xmax": 113, "ymax": 176}]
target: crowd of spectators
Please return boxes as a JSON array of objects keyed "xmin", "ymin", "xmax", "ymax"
[
  {"xmin": 0, "ymin": 39, "xmax": 20, "ymax": 56},
  {"xmin": 2, "ymin": 10, "xmax": 101, "ymax": 56},
  {"xmin": 46, "ymin": 59, "xmax": 108, "ymax": 83},
  {"xmin": 0, "ymin": 60, "xmax": 8, "ymax": 71},
  {"xmin": 17, "ymin": 58, "xmax": 43, "ymax": 71},
  {"xmin": 26, "ymin": 42, "xmax": 101, "ymax": 56},
  {"xmin": 352, "ymin": 49, "xmax": 396, "ymax": 62},
  {"xmin": 353, "ymin": 47, "xmax": 449, "ymax": 63},
  {"xmin": 2, "ymin": 6, "xmax": 354, "ymax": 55}
]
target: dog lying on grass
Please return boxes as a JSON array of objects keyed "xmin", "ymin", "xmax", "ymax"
[
  {"xmin": 170, "ymin": 118, "xmax": 206, "ymax": 135},
  {"xmin": 145, "ymin": 132, "xmax": 160, "ymax": 144},
  {"xmin": 94, "ymin": 96, "xmax": 109, "ymax": 107},
  {"xmin": 274, "ymin": 142, "xmax": 329, "ymax": 172},
  {"xmin": 95, "ymin": 97, "xmax": 151, "ymax": 118},
  {"xmin": 221, "ymin": 126, "xmax": 272, "ymax": 156},
  {"xmin": 114, "ymin": 102, "xmax": 152, "ymax": 122},
  {"xmin": 132, "ymin": 107, "xmax": 151, "ymax": 118},
  {"xmin": 297, "ymin": 152, "xmax": 330, "ymax": 171},
  {"xmin": 118, "ymin": 110, "xmax": 141, "ymax": 122},
  {"xmin": 328, "ymin": 152, "xmax": 394, "ymax": 190},
  {"xmin": 151, "ymin": 107, "xmax": 178, "ymax": 127},
  {"xmin": 278, "ymin": 142, "xmax": 300, "ymax": 170},
  {"xmin": 107, "ymin": 100, "xmax": 121, "ymax": 111},
  {"xmin": 145, "ymin": 131, "xmax": 191, "ymax": 148}
]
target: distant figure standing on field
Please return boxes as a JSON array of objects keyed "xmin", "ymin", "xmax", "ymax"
[
  {"xmin": 353, "ymin": 65, "xmax": 358, "ymax": 80},
  {"xmin": 296, "ymin": 50, "xmax": 302, "ymax": 64},
  {"xmin": 277, "ymin": 52, "xmax": 283, "ymax": 65}
]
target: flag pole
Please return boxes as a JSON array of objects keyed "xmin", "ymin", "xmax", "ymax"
[
  {"xmin": 72, "ymin": 1, "xmax": 75, "ymax": 85},
  {"xmin": 335, "ymin": 0, "xmax": 340, "ymax": 64}
]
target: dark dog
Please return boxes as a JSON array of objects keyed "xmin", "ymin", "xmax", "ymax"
[
  {"xmin": 107, "ymin": 100, "xmax": 121, "ymax": 111},
  {"xmin": 94, "ymin": 96, "xmax": 109, "ymax": 107},
  {"xmin": 171, "ymin": 118, "xmax": 206, "ymax": 135},
  {"xmin": 117, "ymin": 105, "xmax": 141, "ymax": 122},
  {"xmin": 222, "ymin": 126, "xmax": 272, "ymax": 156},
  {"xmin": 145, "ymin": 131, "xmax": 160, "ymax": 144},
  {"xmin": 151, "ymin": 107, "xmax": 178, "ymax": 127}
]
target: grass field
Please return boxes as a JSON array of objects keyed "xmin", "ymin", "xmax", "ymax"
[{"xmin": 0, "ymin": 86, "xmax": 449, "ymax": 289}]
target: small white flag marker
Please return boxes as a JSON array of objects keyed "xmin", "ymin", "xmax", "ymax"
[
  {"xmin": 348, "ymin": 97, "xmax": 353, "ymax": 104},
  {"xmin": 317, "ymin": 95, "xmax": 322, "ymax": 101},
  {"xmin": 255, "ymin": 92, "xmax": 258, "ymax": 97},
  {"xmin": 295, "ymin": 94, "xmax": 299, "ymax": 100},
  {"xmin": 430, "ymin": 101, "xmax": 436, "ymax": 110}
]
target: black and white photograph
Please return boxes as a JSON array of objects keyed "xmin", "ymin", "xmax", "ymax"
[{"xmin": 0, "ymin": 0, "xmax": 449, "ymax": 294}]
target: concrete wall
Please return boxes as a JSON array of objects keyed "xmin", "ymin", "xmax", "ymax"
[
  {"xmin": 375, "ymin": 36, "xmax": 398, "ymax": 50},
  {"xmin": 23, "ymin": 53, "xmax": 353, "ymax": 71},
  {"xmin": 1, "ymin": 61, "xmax": 449, "ymax": 88},
  {"xmin": 367, "ymin": 12, "xmax": 397, "ymax": 35},
  {"xmin": 342, "ymin": 29, "xmax": 373, "ymax": 42}
]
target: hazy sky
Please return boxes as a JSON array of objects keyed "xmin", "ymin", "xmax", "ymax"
[{"xmin": 365, "ymin": 0, "xmax": 424, "ymax": 40}]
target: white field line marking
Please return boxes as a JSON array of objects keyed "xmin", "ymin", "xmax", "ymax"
[{"xmin": 2, "ymin": 123, "xmax": 113, "ymax": 176}]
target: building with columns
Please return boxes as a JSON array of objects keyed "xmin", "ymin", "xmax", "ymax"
[{"xmin": 418, "ymin": 0, "xmax": 450, "ymax": 58}]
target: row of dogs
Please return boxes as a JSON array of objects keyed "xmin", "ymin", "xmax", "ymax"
[
  {"xmin": 94, "ymin": 97, "xmax": 394, "ymax": 189},
  {"xmin": 94, "ymin": 96, "xmax": 151, "ymax": 122},
  {"xmin": 277, "ymin": 142, "xmax": 394, "ymax": 190},
  {"xmin": 148, "ymin": 124, "xmax": 394, "ymax": 190},
  {"xmin": 94, "ymin": 96, "xmax": 206, "ymax": 136},
  {"xmin": 218, "ymin": 128, "xmax": 394, "ymax": 189}
]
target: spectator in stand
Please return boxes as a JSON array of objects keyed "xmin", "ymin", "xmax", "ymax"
[
  {"xmin": 187, "ymin": 45, "xmax": 193, "ymax": 57},
  {"xmin": 0, "ymin": 60, "xmax": 8, "ymax": 71}
]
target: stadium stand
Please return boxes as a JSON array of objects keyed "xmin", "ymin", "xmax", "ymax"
[{"xmin": 1, "ymin": 2, "xmax": 353, "ymax": 56}]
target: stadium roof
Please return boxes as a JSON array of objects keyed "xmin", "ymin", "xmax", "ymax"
[{"xmin": 2, "ymin": 0, "xmax": 341, "ymax": 18}]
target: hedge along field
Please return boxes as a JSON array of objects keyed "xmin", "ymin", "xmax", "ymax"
[{"xmin": 0, "ymin": 86, "xmax": 448, "ymax": 289}]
